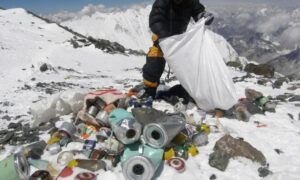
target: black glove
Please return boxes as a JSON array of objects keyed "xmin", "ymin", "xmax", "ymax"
[{"xmin": 197, "ymin": 11, "xmax": 214, "ymax": 25}]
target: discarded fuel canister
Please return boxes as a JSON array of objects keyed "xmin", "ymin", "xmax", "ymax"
[
  {"xmin": 95, "ymin": 98, "xmax": 106, "ymax": 110},
  {"xmin": 192, "ymin": 132, "xmax": 208, "ymax": 146},
  {"xmin": 75, "ymin": 172, "xmax": 97, "ymax": 180},
  {"xmin": 76, "ymin": 159, "xmax": 107, "ymax": 172},
  {"xmin": 28, "ymin": 158, "xmax": 49, "ymax": 170},
  {"xmin": 174, "ymin": 146, "xmax": 189, "ymax": 160},
  {"xmin": 89, "ymin": 149, "xmax": 106, "ymax": 160},
  {"xmin": 29, "ymin": 170, "xmax": 52, "ymax": 180},
  {"xmin": 0, "ymin": 153, "xmax": 30, "ymax": 180},
  {"xmin": 167, "ymin": 158, "xmax": 185, "ymax": 173},
  {"xmin": 164, "ymin": 148, "xmax": 175, "ymax": 161},
  {"xmin": 83, "ymin": 140, "xmax": 96, "ymax": 151},
  {"xmin": 57, "ymin": 151, "xmax": 75, "ymax": 166},
  {"xmin": 59, "ymin": 122, "xmax": 76, "ymax": 138},
  {"xmin": 97, "ymin": 127, "xmax": 112, "ymax": 142},
  {"xmin": 59, "ymin": 136, "xmax": 71, "ymax": 147},
  {"xmin": 95, "ymin": 111, "xmax": 109, "ymax": 126},
  {"xmin": 87, "ymin": 106, "xmax": 99, "ymax": 117},
  {"xmin": 103, "ymin": 137, "xmax": 124, "ymax": 155},
  {"xmin": 105, "ymin": 154, "xmax": 121, "ymax": 167},
  {"xmin": 143, "ymin": 114, "xmax": 186, "ymax": 148},
  {"xmin": 109, "ymin": 108, "xmax": 142, "ymax": 144},
  {"xmin": 46, "ymin": 142, "xmax": 62, "ymax": 155},
  {"xmin": 121, "ymin": 143, "xmax": 164, "ymax": 180},
  {"xmin": 256, "ymin": 96, "xmax": 270, "ymax": 107}
]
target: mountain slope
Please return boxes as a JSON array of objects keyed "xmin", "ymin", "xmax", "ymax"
[
  {"xmin": 54, "ymin": 5, "xmax": 241, "ymax": 63},
  {"xmin": 267, "ymin": 47, "xmax": 300, "ymax": 78}
]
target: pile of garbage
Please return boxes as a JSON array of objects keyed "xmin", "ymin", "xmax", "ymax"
[
  {"xmin": 0, "ymin": 87, "xmax": 272, "ymax": 180},
  {"xmin": 0, "ymin": 89, "xmax": 213, "ymax": 180}
]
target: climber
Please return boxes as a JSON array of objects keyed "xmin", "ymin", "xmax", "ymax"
[{"xmin": 131, "ymin": 0, "xmax": 214, "ymax": 99}]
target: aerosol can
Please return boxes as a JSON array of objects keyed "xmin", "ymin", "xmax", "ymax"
[
  {"xmin": 109, "ymin": 108, "xmax": 142, "ymax": 144},
  {"xmin": 121, "ymin": 143, "xmax": 164, "ymax": 180}
]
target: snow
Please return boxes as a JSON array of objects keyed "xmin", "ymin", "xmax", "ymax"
[
  {"xmin": 58, "ymin": 5, "xmax": 241, "ymax": 63},
  {"xmin": 0, "ymin": 8, "xmax": 300, "ymax": 180}
]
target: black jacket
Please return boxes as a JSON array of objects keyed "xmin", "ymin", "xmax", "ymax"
[{"xmin": 149, "ymin": 0, "xmax": 205, "ymax": 39}]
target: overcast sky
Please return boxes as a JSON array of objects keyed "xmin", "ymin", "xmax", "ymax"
[{"xmin": 0, "ymin": 0, "xmax": 299, "ymax": 14}]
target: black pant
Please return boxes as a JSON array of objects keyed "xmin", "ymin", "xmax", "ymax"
[{"xmin": 142, "ymin": 36, "xmax": 166, "ymax": 88}]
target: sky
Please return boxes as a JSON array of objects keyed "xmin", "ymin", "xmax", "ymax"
[
  {"xmin": 0, "ymin": 0, "xmax": 299, "ymax": 14},
  {"xmin": 0, "ymin": 0, "xmax": 153, "ymax": 14}
]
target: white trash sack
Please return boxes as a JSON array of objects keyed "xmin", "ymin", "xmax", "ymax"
[{"xmin": 159, "ymin": 19, "xmax": 238, "ymax": 111}]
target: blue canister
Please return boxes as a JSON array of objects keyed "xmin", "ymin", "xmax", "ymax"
[
  {"xmin": 109, "ymin": 109, "xmax": 142, "ymax": 145},
  {"xmin": 121, "ymin": 143, "xmax": 164, "ymax": 180}
]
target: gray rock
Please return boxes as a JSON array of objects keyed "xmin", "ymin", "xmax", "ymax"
[
  {"xmin": 245, "ymin": 88, "xmax": 263, "ymax": 102},
  {"xmin": 211, "ymin": 134, "xmax": 266, "ymax": 171},
  {"xmin": 273, "ymin": 77, "xmax": 289, "ymax": 89},
  {"xmin": 244, "ymin": 101, "xmax": 264, "ymax": 115},
  {"xmin": 276, "ymin": 95, "xmax": 289, "ymax": 102},
  {"xmin": 258, "ymin": 166, "xmax": 272, "ymax": 177},
  {"xmin": 8, "ymin": 122, "xmax": 22, "ymax": 130},
  {"xmin": 226, "ymin": 61, "xmax": 243, "ymax": 70},
  {"xmin": 2, "ymin": 115, "xmax": 11, "ymax": 121},
  {"xmin": 40, "ymin": 63, "xmax": 48, "ymax": 72},
  {"xmin": 287, "ymin": 113, "xmax": 294, "ymax": 120},
  {"xmin": 289, "ymin": 95, "xmax": 300, "ymax": 102},
  {"xmin": 244, "ymin": 63, "xmax": 275, "ymax": 78},
  {"xmin": 0, "ymin": 132, "xmax": 14, "ymax": 144},
  {"xmin": 209, "ymin": 150, "xmax": 230, "ymax": 171}
]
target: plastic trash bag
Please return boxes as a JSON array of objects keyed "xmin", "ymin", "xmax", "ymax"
[{"xmin": 159, "ymin": 19, "xmax": 238, "ymax": 111}]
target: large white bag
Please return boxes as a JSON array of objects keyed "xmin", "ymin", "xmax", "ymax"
[{"xmin": 159, "ymin": 19, "xmax": 238, "ymax": 111}]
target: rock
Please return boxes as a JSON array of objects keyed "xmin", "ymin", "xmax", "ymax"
[
  {"xmin": 212, "ymin": 135, "xmax": 266, "ymax": 168},
  {"xmin": 209, "ymin": 174, "xmax": 217, "ymax": 180},
  {"xmin": 0, "ymin": 132, "xmax": 14, "ymax": 144},
  {"xmin": 287, "ymin": 113, "xmax": 294, "ymax": 120},
  {"xmin": 40, "ymin": 63, "xmax": 49, "ymax": 72},
  {"xmin": 244, "ymin": 101, "xmax": 264, "ymax": 115},
  {"xmin": 226, "ymin": 61, "xmax": 243, "ymax": 70},
  {"xmin": 257, "ymin": 79, "xmax": 271, "ymax": 86},
  {"xmin": 8, "ymin": 122, "xmax": 22, "ymax": 130},
  {"xmin": 45, "ymin": 88, "xmax": 54, "ymax": 95},
  {"xmin": 295, "ymin": 104, "xmax": 300, "ymax": 107},
  {"xmin": 289, "ymin": 95, "xmax": 300, "ymax": 102},
  {"xmin": 276, "ymin": 95, "xmax": 289, "ymax": 102},
  {"xmin": 245, "ymin": 88, "xmax": 263, "ymax": 102},
  {"xmin": 274, "ymin": 149, "xmax": 284, "ymax": 154},
  {"xmin": 273, "ymin": 77, "xmax": 289, "ymax": 89},
  {"xmin": 209, "ymin": 150, "xmax": 230, "ymax": 171},
  {"xmin": 258, "ymin": 166, "xmax": 272, "ymax": 177},
  {"xmin": 244, "ymin": 63, "xmax": 275, "ymax": 77},
  {"xmin": 2, "ymin": 115, "xmax": 11, "ymax": 121}
]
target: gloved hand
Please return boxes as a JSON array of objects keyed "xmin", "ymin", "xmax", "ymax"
[{"xmin": 197, "ymin": 11, "xmax": 214, "ymax": 25}]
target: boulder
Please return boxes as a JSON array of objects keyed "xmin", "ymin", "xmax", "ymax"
[
  {"xmin": 244, "ymin": 63, "xmax": 275, "ymax": 77},
  {"xmin": 209, "ymin": 135, "xmax": 266, "ymax": 171}
]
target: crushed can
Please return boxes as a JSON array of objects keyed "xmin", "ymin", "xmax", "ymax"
[
  {"xmin": 167, "ymin": 158, "xmax": 185, "ymax": 173},
  {"xmin": 59, "ymin": 122, "xmax": 76, "ymax": 138},
  {"xmin": 46, "ymin": 142, "xmax": 62, "ymax": 155},
  {"xmin": 121, "ymin": 143, "xmax": 164, "ymax": 180},
  {"xmin": 75, "ymin": 172, "xmax": 97, "ymax": 180},
  {"xmin": 103, "ymin": 137, "xmax": 124, "ymax": 155},
  {"xmin": 0, "ymin": 153, "xmax": 30, "ymax": 180},
  {"xmin": 109, "ymin": 108, "xmax": 142, "ymax": 144},
  {"xmin": 87, "ymin": 106, "xmax": 99, "ymax": 117},
  {"xmin": 143, "ymin": 114, "xmax": 186, "ymax": 148},
  {"xmin": 192, "ymin": 132, "xmax": 208, "ymax": 146},
  {"xmin": 96, "ymin": 127, "xmax": 112, "ymax": 142},
  {"xmin": 76, "ymin": 159, "xmax": 107, "ymax": 172},
  {"xmin": 29, "ymin": 170, "xmax": 52, "ymax": 180},
  {"xmin": 95, "ymin": 111, "xmax": 109, "ymax": 126},
  {"xmin": 83, "ymin": 140, "xmax": 97, "ymax": 151},
  {"xmin": 89, "ymin": 149, "xmax": 106, "ymax": 160}
]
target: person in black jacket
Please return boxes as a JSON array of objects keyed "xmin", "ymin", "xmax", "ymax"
[{"xmin": 133, "ymin": 0, "xmax": 214, "ymax": 98}]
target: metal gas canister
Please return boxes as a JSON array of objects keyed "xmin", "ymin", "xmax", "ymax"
[{"xmin": 0, "ymin": 153, "xmax": 30, "ymax": 180}]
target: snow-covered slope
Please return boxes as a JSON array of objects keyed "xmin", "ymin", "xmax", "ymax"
[
  {"xmin": 0, "ymin": 8, "xmax": 144, "ymax": 127},
  {"xmin": 59, "ymin": 6, "xmax": 151, "ymax": 52},
  {"xmin": 1, "ymin": 7, "xmax": 300, "ymax": 180},
  {"xmin": 54, "ymin": 5, "xmax": 240, "ymax": 63}
]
